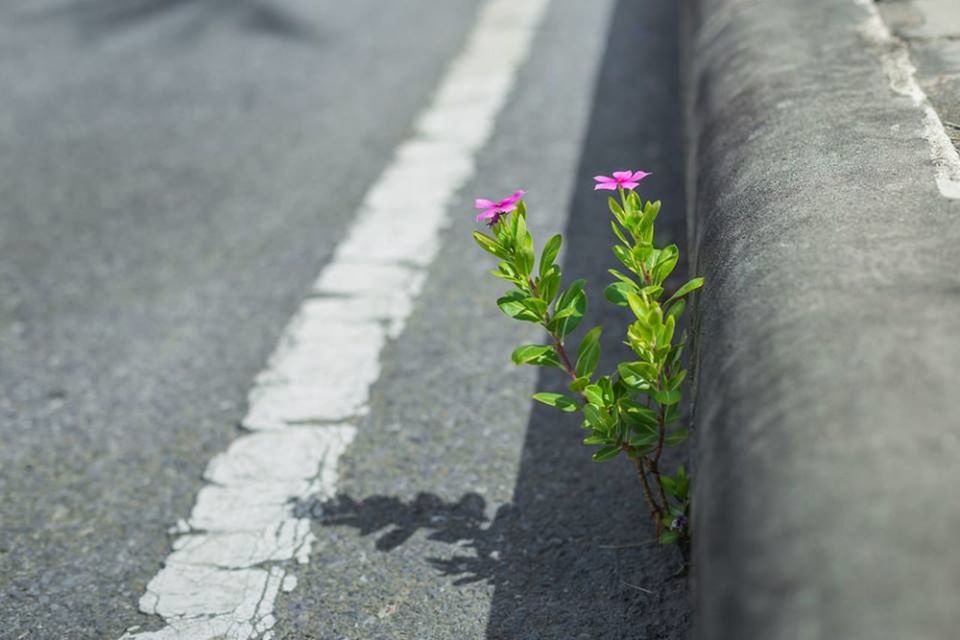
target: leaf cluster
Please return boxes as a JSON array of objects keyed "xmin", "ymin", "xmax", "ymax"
[{"xmin": 473, "ymin": 187, "xmax": 703, "ymax": 548}]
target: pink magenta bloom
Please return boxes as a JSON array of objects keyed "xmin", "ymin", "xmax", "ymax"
[
  {"xmin": 593, "ymin": 170, "xmax": 651, "ymax": 191},
  {"xmin": 474, "ymin": 189, "xmax": 525, "ymax": 225}
]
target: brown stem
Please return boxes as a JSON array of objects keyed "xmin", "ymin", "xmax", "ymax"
[
  {"xmin": 633, "ymin": 456, "xmax": 664, "ymax": 534},
  {"xmin": 652, "ymin": 403, "xmax": 667, "ymax": 467},
  {"xmin": 648, "ymin": 368, "xmax": 672, "ymax": 521},
  {"xmin": 649, "ymin": 390, "xmax": 670, "ymax": 520},
  {"xmin": 552, "ymin": 336, "xmax": 577, "ymax": 381}
]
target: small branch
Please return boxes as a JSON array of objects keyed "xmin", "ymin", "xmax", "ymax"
[
  {"xmin": 648, "ymin": 405, "xmax": 670, "ymax": 524},
  {"xmin": 552, "ymin": 335, "xmax": 578, "ymax": 381},
  {"xmin": 633, "ymin": 456, "xmax": 664, "ymax": 533}
]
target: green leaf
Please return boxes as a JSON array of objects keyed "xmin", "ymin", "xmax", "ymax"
[
  {"xmin": 502, "ymin": 215, "xmax": 521, "ymax": 248},
  {"xmin": 490, "ymin": 269, "xmax": 518, "ymax": 284},
  {"xmin": 569, "ymin": 376, "xmax": 590, "ymax": 393},
  {"xmin": 524, "ymin": 297, "xmax": 549, "ymax": 317},
  {"xmin": 622, "ymin": 403, "xmax": 658, "ymax": 429},
  {"xmin": 575, "ymin": 326, "xmax": 602, "ymax": 378},
  {"xmin": 675, "ymin": 465, "xmax": 690, "ymax": 497},
  {"xmin": 626, "ymin": 292, "xmax": 649, "ymax": 320},
  {"xmin": 597, "ymin": 376, "xmax": 616, "ymax": 404},
  {"xmin": 592, "ymin": 445, "xmax": 621, "ymax": 462},
  {"xmin": 628, "ymin": 432, "xmax": 658, "ymax": 448},
  {"xmin": 660, "ymin": 314, "xmax": 676, "ymax": 347},
  {"xmin": 618, "ymin": 361, "xmax": 658, "ymax": 384},
  {"xmin": 640, "ymin": 199, "xmax": 661, "ymax": 229},
  {"xmin": 497, "ymin": 291, "xmax": 541, "ymax": 322},
  {"xmin": 472, "ymin": 232, "xmax": 509, "ymax": 260},
  {"xmin": 665, "ymin": 298, "xmax": 686, "ymax": 323},
  {"xmin": 556, "ymin": 279, "xmax": 585, "ymax": 311},
  {"xmin": 532, "ymin": 392, "xmax": 579, "ymax": 412},
  {"xmin": 604, "ymin": 281, "xmax": 637, "ymax": 307},
  {"xmin": 665, "ymin": 429, "xmax": 689, "ymax": 446},
  {"xmin": 651, "ymin": 244, "xmax": 679, "ymax": 286},
  {"xmin": 491, "ymin": 260, "xmax": 522, "ymax": 285},
  {"xmin": 665, "ymin": 277, "xmax": 704, "ymax": 306},
  {"xmin": 668, "ymin": 347, "xmax": 685, "ymax": 373},
  {"xmin": 653, "ymin": 389, "xmax": 681, "ymax": 406},
  {"xmin": 640, "ymin": 285, "xmax": 664, "ymax": 299},
  {"xmin": 539, "ymin": 234, "xmax": 562, "ymax": 279},
  {"xmin": 610, "ymin": 220, "xmax": 629, "ymax": 245},
  {"xmin": 607, "ymin": 268, "xmax": 637, "ymax": 285},
  {"xmin": 551, "ymin": 280, "xmax": 587, "ymax": 337},
  {"xmin": 658, "ymin": 530, "xmax": 679, "ymax": 545},
  {"xmin": 582, "ymin": 434, "xmax": 609, "ymax": 445},
  {"xmin": 583, "ymin": 384, "xmax": 604, "ymax": 407},
  {"xmin": 517, "ymin": 234, "xmax": 535, "ymax": 276},
  {"xmin": 538, "ymin": 267, "xmax": 561, "ymax": 305},
  {"xmin": 558, "ymin": 301, "xmax": 586, "ymax": 336},
  {"xmin": 514, "ymin": 214, "xmax": 534, "ymax": 276},
  {"xmin": 661, "ymin": 475, "xmax": 678, "ymax": 497},
  {"xmin": 582, "ymin": 404, "xmax": 605, "ymax": 430},
  {"xmin": 612, "ymin": 244, "xmax": 636, "ymax": 273},
  {"xmin": 608, "ymin": 196, "xmax": 625, "ymax": 224},
  {"xmin": 667, "ymin": 369, "xmax": 687, "ymax": 391},
  {"xmin": 511, "ymin": 345, "xmax": 561, "ymax": 367}
]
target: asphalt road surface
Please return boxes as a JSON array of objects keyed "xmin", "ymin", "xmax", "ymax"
[{"xmin": 0, "ymin": 0, "xmax": 690, "ymax": 638}]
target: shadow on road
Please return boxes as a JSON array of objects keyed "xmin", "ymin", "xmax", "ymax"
[
  {"xmin": 298, "ymin": 491, "xmax": 506, "ymax": 586},
  {"xmin": 302, "ymin": 0, "xmax": 692, "ymax": 636}
]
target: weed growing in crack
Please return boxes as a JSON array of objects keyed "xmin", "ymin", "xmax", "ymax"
[{"xmin": 472, "ymin": 171, "xmax": 703, "ymax": 566}]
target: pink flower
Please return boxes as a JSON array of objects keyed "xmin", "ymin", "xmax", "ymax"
[
  {"xmin": 593, "ymin": 170, "xmax": 651, "ymax": 191},
  {"xmin": 474, "ymin": 189, "xmax": 525, "ymax": 226}
]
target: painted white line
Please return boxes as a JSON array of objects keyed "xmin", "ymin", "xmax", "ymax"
[
  {"xmin": 855, "ymin": 0, "xmax": 960, "ymax": 199},
  {"xmin": 120, "ymin": 0, "xmax": 551, "ymax": 638}
]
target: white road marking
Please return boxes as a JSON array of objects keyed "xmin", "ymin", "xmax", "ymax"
[
  {"xmin": 855, "ymin": 0, "xmax": 960, "ymax": 199},
  {"xmin": 120, "ymin": 0, "xmax": 551, "ymax": 638}
]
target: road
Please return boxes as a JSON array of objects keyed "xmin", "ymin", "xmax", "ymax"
[{"xmin": 0, "ymin": 0, "xmax": 689, "ymax": 638}]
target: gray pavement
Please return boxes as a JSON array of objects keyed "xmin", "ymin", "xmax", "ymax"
[
  {"xmin": 0, "ymin": 1, "xmax": 480, "ymax": 636},
  {"xmin": 0, "ymin": 0, "xmax": 691, "ymax": 638}
]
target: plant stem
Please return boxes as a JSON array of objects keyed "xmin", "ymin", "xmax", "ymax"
[
  {"xmin": 634, "ymin": 456, "xmax": 664, "ymax": 534},
  {"xmin": 647, "ymin": 369, "xmax": 672, "ymax": 524},
  {"xmin": 552, "ymin": 335, "xmax": 577, "ymax": 380},
  {"xmin": 649, "ymin": 405, "xmax": 670, "ymax": 516}
]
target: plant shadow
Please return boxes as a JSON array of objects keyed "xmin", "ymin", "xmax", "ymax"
[{"xmin": 297, "ymin": 491, "xmax": 510, "ymax": 587}]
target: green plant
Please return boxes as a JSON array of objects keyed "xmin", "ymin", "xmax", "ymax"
[{"xmin": 472, "ymin": 173, "xmax": 703, "ymax": 561}]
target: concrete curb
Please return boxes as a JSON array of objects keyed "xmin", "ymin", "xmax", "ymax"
[{"xmin": 681, "ymin": 1, "xmax": 960, "ymax": 638}]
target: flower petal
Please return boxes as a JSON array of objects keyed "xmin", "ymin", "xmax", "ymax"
[
  {"xmin": 594, "ymin": 182, "xmax": 618, "ymax": 190},
  {"xmin": 619, "ymin": 181, "xmax": 640, "ymax": 190},
  {"xmin": 593, "ymin": 175, "xmax": 615, "ymax": 184},
  {"xmin": 475, "ymin": 198, "xmax": 496, "ymax": 209},
  {"xmin": 630, "ymin": 170, "xmax": 652, "ymax": 182},
  {"xmin": 612, "ymin": 170, "xmax": 634, "ymax": 181},
  {"xmin": 497, "ymin": 189, "xmax": 525, "ymax": 211}
]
